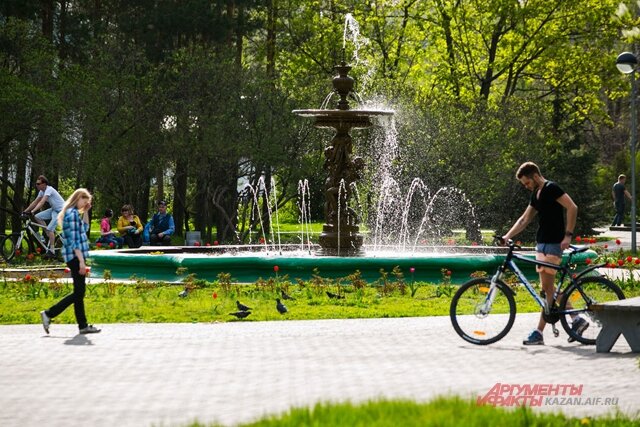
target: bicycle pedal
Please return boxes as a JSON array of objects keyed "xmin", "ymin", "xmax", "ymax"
[{"xmin": 552, "ymin": 325, "xmax": 559, "ymax": 337}]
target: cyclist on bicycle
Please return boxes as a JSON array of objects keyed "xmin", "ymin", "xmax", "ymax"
[
  {"xmin": 501, "ymin": 162, "xmax": 587, "ymax": 345},
  {"xmin": 23, "ymin": 175, "xmax": 65, "ymax": 258}
]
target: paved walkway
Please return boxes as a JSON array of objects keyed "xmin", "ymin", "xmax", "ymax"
[{"xmin": 0, "ymin": 313, "xmax": 638, "ymax": 427}]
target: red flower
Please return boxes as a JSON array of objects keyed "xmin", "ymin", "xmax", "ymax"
[
  {"xmin": 409, "ymin": 267, "xmax": 415, "ymax": 273},
  {"xmin": 212, "ymin": 292, "xmax": 218, "ymax": 299},
  {"xmin": 576, "ymin": 236, "xmax": 582, "ymax": 242},
  {"xmin": 618, "ymin": 259, "xmax": 624, "ymax": 266},
  {"xmin": 516, "ymin": 241, "xmax": 522, "ymax": 246},
  {"xmin": 24, "ymin": 274, "xmax": 31, "ymax": 281},
  {"xmin": 205, "ymin": 242, "xmax": 211, "ymax": 247},
  {"xmin": 96, "ymin": 242, "xmax": 102, "ymax": 248},
  {"xmin": 194, "ymin": 241, "xmax": 201, "ymax": 246},
  {"xmin": 447, "ymin": 239, "xmax": 455, "ymax": 245},
  {"xmin": 604, "ymin": 244, "xmax": 608, "ymax": 249},
  {"xmin": 572, "ymin": 273, "xmax": 577, "ymax": 279},
  {"xmin": 15, "ymin": 250, "xmax": 21, "ymax": 256},
  {"xmin": 616, "ymin": 239, "xmax": 621, "ymax": 245},
  {"xmin": 636, "ymin": 258, "xmax": 640, "ymax": 265},
  {"xmin": 109, "ymin": 242, "xmax": 115, "ymax": 248},
  {"xmin": 471, "ymin": 242, "xmax": 478, "ymax": 246},
  {"xmin": 590, "ymin": 238, "xmax": 597, "ymax": 244},
  {"xmin": 27, "ymin": 253, "xmax": 34, "ymax": 260},
  {"xmin": 36, "ymin": 247, "xmax": 42, "ymax": 254},
  {"xmin": 585, "ymin": 258, "xmax": 592, "ymax": 265},
  {"xmin": 213, "ymin": 241, "xmax": 219, "ymax": 246},
  {"xmin": 446, "ymin": 270, "xmax": 452, "ymax": 276},
  {"xmin": 274, "ymin": 265, "xmax": 280, "ymax": 272},
  {"xmin": 627, "ymin": 256, "xmax": 633, "ymax": 263},
  {"xmin": 259, "ymin": 237, "xmax": 265, "ymax": 244}
]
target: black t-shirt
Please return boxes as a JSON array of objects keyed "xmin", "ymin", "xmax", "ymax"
[
  {"xmin": 530, "ymin": 181, "xmax": 566, "ymax": 244},
  {"xmin": 613, "ymin": 182, "xmax": 626, "ymax": 205}
]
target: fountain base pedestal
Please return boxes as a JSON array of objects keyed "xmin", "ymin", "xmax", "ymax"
[{"xmin": 317, "ymin": 224, "xmax": 364, "ymax": 256}]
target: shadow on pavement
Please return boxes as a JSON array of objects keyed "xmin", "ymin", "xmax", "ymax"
[{"xmin": 64, "ymin": 335, "xmax": 94, "ymax": 346}]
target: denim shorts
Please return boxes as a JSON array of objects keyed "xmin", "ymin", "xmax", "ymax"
[{"xmin": 535, "ymin": 243, "xmax": 563, "ymax": 257}]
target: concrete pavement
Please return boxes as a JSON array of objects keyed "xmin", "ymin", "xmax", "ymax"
[{"xmin": 0, "ymin": 313, "xmax": 638, "ymax": 427}]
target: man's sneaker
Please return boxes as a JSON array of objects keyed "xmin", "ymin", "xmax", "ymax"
[
  {"xmin": 79, "ymin": 325, "xmax": 101, "ymax": 334},
  {"xmin": 523, "ymin": 329, "xmax": 544, "ymax": 345},
  {"xmin": 567, "ymin": 317, "xmax": 589, "ymax": 343},
  {"xmin": 40, "ymin": 310, "xmax": 50, "ymax": 334}
]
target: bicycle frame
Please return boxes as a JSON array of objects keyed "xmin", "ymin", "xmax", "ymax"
[
  {"xmin": 487, "ymin": 244, "xmax": 605, "ymax": 315},
  {"xmin": 19, "ymin": 217, "xmax": 64, "ymax": 252}
]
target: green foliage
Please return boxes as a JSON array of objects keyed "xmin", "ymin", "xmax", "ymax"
[{"xmin": 0, "ymin": 0, "xmax": 632, "ymax": 237}]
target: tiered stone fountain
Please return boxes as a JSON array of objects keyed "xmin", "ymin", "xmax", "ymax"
[{"xmin": 293, "ymin": 61, "xmax": 392, "ymax": 255}]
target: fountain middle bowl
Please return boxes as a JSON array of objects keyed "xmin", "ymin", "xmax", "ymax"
[
  {"xmin": 292, "ymin": 108, "xmax": 394, "ymax": 129},
  {"xmin": 89, "ymin": 245, "xmax": 596, "ymax": 284}
]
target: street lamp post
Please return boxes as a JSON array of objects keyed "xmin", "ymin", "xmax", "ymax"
[{"xmin": 617, "ymin": 51, "xmax": 638, "ymax": 255}]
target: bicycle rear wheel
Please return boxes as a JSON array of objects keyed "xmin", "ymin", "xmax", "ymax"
[
  {"xmin": 450, "ymin": 278, "xmax": 517, "ymax": 345},
  {"xmin": 559, "ymin": 276, "xmax": 625, "ymax": 345},
  {"xmin": 1, "ymin": 234, "xmax": 16, "ymax": 261}
]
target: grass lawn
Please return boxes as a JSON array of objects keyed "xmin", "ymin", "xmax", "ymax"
[
  {"xmin": 193, "ymin": 397, "xmax": 638, "ymax": 427},
  {"xmin": 2, "ymin": 271, "xmax": 639, "ymax": 325}
]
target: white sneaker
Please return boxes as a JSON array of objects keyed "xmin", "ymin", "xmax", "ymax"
[{"xmin": 40, "ymin": 310, "xmax": 50, "ymax": 334}]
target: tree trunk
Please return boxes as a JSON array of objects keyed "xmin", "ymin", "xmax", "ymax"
[
  {"xmin": 173, "ymin": 158, "xmax": 188, "ymax": 237},
  {"xmin": 12, "ymin": 140, "xmax": 28, "ymax": 233},
  {"xmin": 266, "ymin": 0, "xmax": 276, "ymax": 78},
  {"xmin": 41, "ymin": 0, "xmax": 54, "ymax": 42}
]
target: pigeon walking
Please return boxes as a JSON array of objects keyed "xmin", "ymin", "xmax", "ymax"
[
  {"xmin": 236, "ymin": 300, "xmax": 251, "ymax": 311},
  {"xmin": 229, "ymin": 311, "xmax": 251, "ymax": 319},
  {"xmin": 281, "ymin": 290, "xmax": 295, "ymax": 300},
  {"xmin": 276, "ymin": 298, "xmax": 288, "ymax": 314},
  {"xmin": 326, "ymin": 291, "xmax": 344, "ymax": 299},
  {"xmin": 178, "ymin": 288, "xmax": 189, "ymax": 298}
]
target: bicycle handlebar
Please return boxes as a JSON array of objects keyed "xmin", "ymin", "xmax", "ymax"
[
  {"xmin": 494, "ymin": 234, "xmax": 589, "ymax": 256},
  {"xmin": 493, "ymin": 235, "xmax": 521, "ymax": 250}
]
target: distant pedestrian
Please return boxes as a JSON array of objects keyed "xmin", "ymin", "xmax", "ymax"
[
  {"xmin": 40, "ymin": 188, "xmax": 101, "ymax": 335},
  {"xmin": 611, "ymin": 174, "xmax": 632, "ymax": 227}
]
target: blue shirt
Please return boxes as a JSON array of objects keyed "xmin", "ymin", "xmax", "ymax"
[
  {"xmin": 151, "ymin": 212, "xmax": 175, "ymax": 236},
  {"xmin": 61, "ymin": 208, "xmax": 90, "ymax": 263}
]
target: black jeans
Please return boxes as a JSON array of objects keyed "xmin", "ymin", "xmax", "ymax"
[
  {"xmin": 46, "ymin": 257, "xmax": 87, "ymax": 330},
  {"xmin": 124, "ymin": 232, "xmax": 143, "ymax": 248},
  {"xmin": 150, "ymin": 233, "xmax": 171, "ymax": 246}
]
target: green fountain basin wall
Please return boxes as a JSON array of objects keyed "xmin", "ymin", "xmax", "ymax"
[{"xmin": 89, "ymin": 246, "xmax": 597, "ymax": 284}]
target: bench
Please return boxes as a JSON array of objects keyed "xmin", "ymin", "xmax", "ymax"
[{"xmin": 590, "ymin": 296, "xmax": 640, "ymax": 353}]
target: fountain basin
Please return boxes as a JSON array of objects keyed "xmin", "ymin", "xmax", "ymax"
[{"xmin": 89, "ymin": 246, "xmax": 596, "ymax": 284}]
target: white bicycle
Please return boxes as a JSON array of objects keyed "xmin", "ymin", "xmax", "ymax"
[{"xmin": 0, "ymin": 213, "xmax": 64, "ymax": 261}]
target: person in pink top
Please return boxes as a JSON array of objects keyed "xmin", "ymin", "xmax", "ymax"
[{"xmin": 96, "ymin": 208, "xmax": 124, "ymax": 249}]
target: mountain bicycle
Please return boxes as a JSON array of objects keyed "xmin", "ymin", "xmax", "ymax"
[
  {"xmin": 0, "ymin": 213, "xmax": 64, "ymax": 261},
  {"xmin": 449, "ymin": 237, "xmax": 625, "ymax": 345}
]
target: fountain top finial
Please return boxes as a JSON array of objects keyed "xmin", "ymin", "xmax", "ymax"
[{"xmin": 333, "ymin": 60, "xmax": 354, "ymax": 111}]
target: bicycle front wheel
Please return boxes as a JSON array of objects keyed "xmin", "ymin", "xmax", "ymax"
[
  {"xmin": 559, "ymin": 276, "xmax": 625, "ymax": 345},
  {"xmin": 450, "ymin": 278, "xmax": 517, "ymax": 345},
  {"xmin": 53, "ymin": 235, "xmax": 64, "ymax": 260}
]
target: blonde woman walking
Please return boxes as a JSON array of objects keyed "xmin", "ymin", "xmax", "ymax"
[{"xmin": 40, "ymin": 188, "xmax": 101, "ymax": 335}]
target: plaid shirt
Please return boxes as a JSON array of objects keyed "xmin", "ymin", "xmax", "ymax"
[{"xmin": 61, "ymin": 208, "xmax": 90, "ymax": 263}]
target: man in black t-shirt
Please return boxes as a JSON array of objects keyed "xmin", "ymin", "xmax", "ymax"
[
  {"xmin": 611, "ymin": 174, "xmax": 631, "ymax": 227},
  {"xmin": 501, "ymin": 162, "xmax": 583, "ymax": 345}
]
